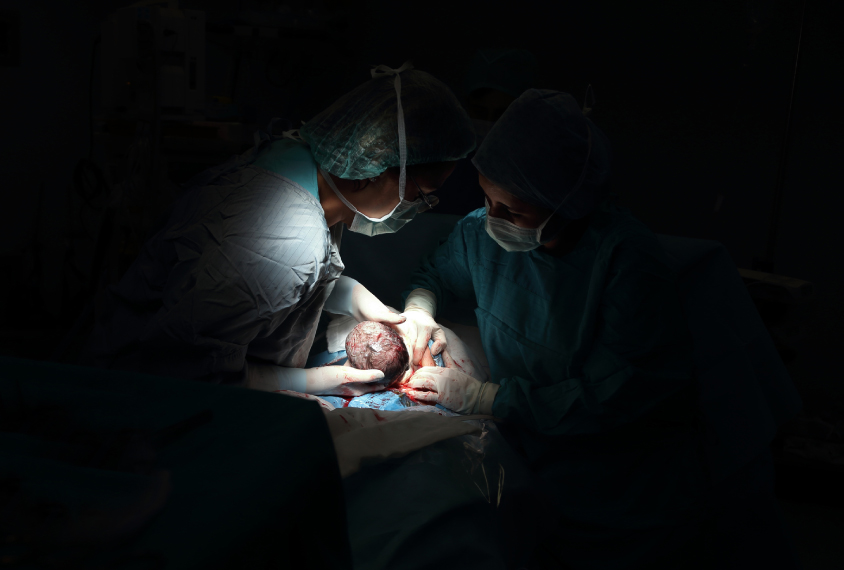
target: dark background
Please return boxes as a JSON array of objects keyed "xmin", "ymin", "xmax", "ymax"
[
  {"xmin": 0, "ymin": 0, "xmax": 841, "ymax": 391},
  {"xmin": 1, "ymin": 1, "xmax": 843, "ymax": 566}
]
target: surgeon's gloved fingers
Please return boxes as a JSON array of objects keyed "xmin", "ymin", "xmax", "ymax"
[
  {"xmin": 404, "ymin": 390, "xmax": 439, "ymax": 404},
  {"xmin": 338, "ymin": 368, "xmax": 386, "ymax": 383},
  {"xmin": 376, "ymin": 311, "xmax": 407, "ymax": 325},
  {"xmin": 441, "ymin": 349, "xmax": 456, "ymax": 369},
  {"xmin": 412, "ymin": 328, "xmax": 431, "ymax": 366},
  {"xmin": 351, "ymin": 284, "xmax": 406, "ymax": 324},
  {"xmin": 306, "ymin": 365, "xmax": 385, "ymax": 395},
  {"xmin": 430, "ymin": 328, "xmax": 447, "ymax": 356},
  {"xmin": 392, "ymin": 319, "xmax": 416, "ymax": 361},
  {"xmin": 400, "ymin": 308, "xmax": 439, "ymax": 365},
  {"xmin": 441, "ymin": 349, "xmax": 475, "ymax": 379},
  {"xmin": 365, "ymin": 303, "xmax": 406, "ymax": 326},
  {"xmin": 407, "ymin": 377, "xmax": 437, "ymax": 391}
]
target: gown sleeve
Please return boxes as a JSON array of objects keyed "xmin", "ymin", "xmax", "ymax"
[
  {"xmin": 405, "ymin": 215, "xmax": 478, "ymax": 316},
  {"xmin": 135, "ymin": 230, "xmax": 324, "ymax": 386},
  {"xmin": 492, "ymin": 236, "xmax": 697, "ymax": 435}
]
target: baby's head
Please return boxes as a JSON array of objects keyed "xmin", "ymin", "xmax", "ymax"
[{"xmin": 345, "ymin": 321, "xmax": 410, "ymax": 386}]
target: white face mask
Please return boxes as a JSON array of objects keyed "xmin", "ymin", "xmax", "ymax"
[
  {"xmin": 484, "ymin": 198, "xmax": 565, "ymax": 252},
  {"xmin": 322, "ymin": 62, "xmax": 421, "ymax": 236},
  {"xmin": 321, "ymin": 168, "xmax": 431, "ymax": 236}
]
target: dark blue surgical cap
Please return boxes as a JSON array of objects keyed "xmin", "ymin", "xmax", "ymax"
[
  {"xmin": 472, "ymin": 89, "xmax": 612, "ymax": 219},
  {"xmin": 464, "ymin": 49, "xmax": 538, "ymax": 99}
]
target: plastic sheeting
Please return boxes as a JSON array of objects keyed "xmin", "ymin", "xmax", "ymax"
[
  {"xmin": 304, "ymin": 344, "xmax": 555, "ymax": 569},
  {"xmin": 343, "ymin": 420, "xmax": 556, "ymax": 570}
]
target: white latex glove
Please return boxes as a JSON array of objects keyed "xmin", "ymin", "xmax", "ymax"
[
  {"xmin": 405, "ymin": 367, "xmax": 499, "ymax": 415},
  {"xmin": 351, "ymin": 284, "xmax": 406, "ymax": 326},
  {"xmin": 440, "ymin": 326, "xmax": 489, "ymax": 383},
  {"xmin": 398, "ymin": 289, "xmax": 446, "ymax": 366},
  {"xmin": 322, "ymin": 408, "xmax": 489, "ymax": 477},
  {"xmin": 305, "ymin": 365, "xmax": 386, "ymax": 397},
  {"xmin": 396, "ymin": 308, "xmax": 447, "ymax": 366},
  {"xmin": 247, "ymin": 362, "xmax": 384, "ymax": 397}
]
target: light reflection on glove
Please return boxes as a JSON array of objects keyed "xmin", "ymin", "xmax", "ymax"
[
  {"xmin": 351, "ymin": 284, "xmax": 407, "ymax": 326},
  {"xmin": 305, "ymin": 365, "xmax": 385, "ymax": 397},
  {"xmin": 439, "ymin": 326, "xmax": 489, "ymax": 383},
  {"xmin": 396, "ymin": 308, "xmax": 447, "ymax": 366},
  {"xmin": 405, "ymin": 366, "xmax": 499, "ymax": 415}
]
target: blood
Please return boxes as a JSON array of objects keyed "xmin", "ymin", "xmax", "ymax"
[
  {"xmin": 345, "ymin": 321, "xmax": 410, "ymax": 384},
  {"xmin": 393, "ymin": 385, "xmax": 436, "ymax": 406}
]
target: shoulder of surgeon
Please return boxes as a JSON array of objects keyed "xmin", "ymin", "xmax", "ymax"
[
  {"xmin": 226, "ymin": 178, "xmax": 331, "ymax": 264},
  {"xmin": 456, "ymin": 201, "xmax": 671, "ymax": 265},
  {"xmin": 589, "ymin": 202, "xmax": 676, "ymax": 269},
  {"xmin": 456, "ymin": 206, "xmax": 487, "ymax": 233},
  {"xmin": 166, "ymin": 169, "xmax": 332, "ymax": 272}
]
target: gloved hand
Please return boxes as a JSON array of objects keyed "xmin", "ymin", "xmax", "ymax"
[
  {"xmin": 247, "ymin": 362, "xmax": 384, "ymax": 397},
  {"xmin": 405, "ymin": 367, "xmax": 499, "ymax": 415},
  {"xmin": 440, "ymin": 326, "xmax": 489, "ymax": 383},
  {"xmin": 305, "ymin": 365, "xmax": 386, "ymax": 397},
  {"xmin": 397, "ymin": 309, "xmax": 447, "ymax": 366},
  {"xmin": 324, "ymin": 276, "xmax": 405, "ymax": 326},
  {"xmin": 398, "ymin": 288, "xmax": 446, "ymax": 366},
  {"xmin": 350, "ymin": 284, "xmax": 406, "ymax": 326}
]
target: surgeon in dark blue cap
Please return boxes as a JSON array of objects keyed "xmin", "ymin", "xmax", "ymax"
[{"xmin": 433, "ymin": 49, "xmax": 539, "ymax": 215}]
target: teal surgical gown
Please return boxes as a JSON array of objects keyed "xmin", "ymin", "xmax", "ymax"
[{"xmin": 408, "ymin": 203, "xmax": 709, "ymax": 569}]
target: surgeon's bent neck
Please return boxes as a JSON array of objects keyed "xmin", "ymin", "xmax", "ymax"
[{"xmin": 317, "ymin": 170, "xmax": 350, "ymax": 228}]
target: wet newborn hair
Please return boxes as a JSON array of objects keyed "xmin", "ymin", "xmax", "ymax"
[{"xmin": 345, "ymin": 321, "xmax": 410, "ymax": 385}]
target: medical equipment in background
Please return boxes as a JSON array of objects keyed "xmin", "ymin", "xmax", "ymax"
[
  {"xmin": 101, "ymin": 4, "xmax": 205, "ymax": 121},
  {"xmin": 733, "ymin": 0, "xmax": 815, "ymax": 366},
  {"xmin": 753, "ymin": 0, "xmax": 807, "ymax": 274},
  {"xmin": 738, "ymin": 268, "xmax": 815, "ymax": 364},
  {"xmin": 95, "ymin": 2, "xmax": 210, "ymax": 284}
]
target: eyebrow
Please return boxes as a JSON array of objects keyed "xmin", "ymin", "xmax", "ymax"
[{"xmin": 482, "ymin": 190, "xmax": 524, "ymax": 214}]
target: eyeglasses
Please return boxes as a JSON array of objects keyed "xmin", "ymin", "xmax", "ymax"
[{"xmin": 409, "ymin": 172, "xmax": 437, "ymax": 210}]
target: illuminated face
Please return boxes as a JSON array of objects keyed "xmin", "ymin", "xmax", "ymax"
[{"xmin": 347, "ymin": 162, "xmax": 458, "ymax": 220}]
